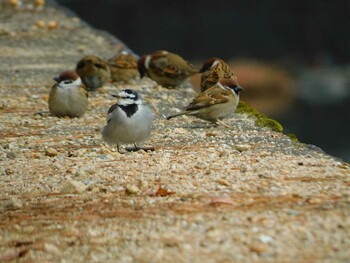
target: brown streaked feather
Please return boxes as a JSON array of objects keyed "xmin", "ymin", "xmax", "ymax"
[
  {"xmin": 79, "ymin": 85, "xmax": 89, "ymax": 98},
  {"xmin": 186, "ymin": 85, "xmax": 230, "ymax": 110},
  {"xmin": 109, "ymin": 54, "xmax": 137, "ymax": 69},
  {"xmin": 162, "ymin": 65, "xmax": 182, "ymax": 77},
  {"xmin": 150, "ymin": 52, "xmax": 197, "ymax": 77},
  {"xmin": 200, "ymin": 59, "xmax": 237, "ymax": 92},
  {"xmin": 48, "ymin": 84, "xmax": 57, "ymax": 104}
]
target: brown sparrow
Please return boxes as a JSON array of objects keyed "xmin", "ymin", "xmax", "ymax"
[
  {"xmin": 48, "ymin": 70, "xmax": 88, "ymax": 118},
  {"xmin": 108, "ymin": 51, "xmax": 140, "ymax": 82},
  {"xmin": 199, "ymin": 57, "xmax": 239, "ymax": 92},
  {"xmin": 138, "ymin": 50, "xmax": 198, "ymax": 87},
  {"xmin": 76, "ymin": 55, "xmax": 111, "ymax": 91},
  {"xmin": 167, "ymin": 79, "xmax": 243, "ymax": 124}
]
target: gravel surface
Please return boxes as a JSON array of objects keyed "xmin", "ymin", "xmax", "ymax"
[{"xmin": 1, "ymin": 2, "xmax": 350, "ymax": 262}]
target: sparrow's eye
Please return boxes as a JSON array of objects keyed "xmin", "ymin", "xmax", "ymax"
[
  {"xmin": 94, "ymin": 63, "xmax": 104, "ymax": 69},
  {"xmin": 77, "ymin": 62, "xmax": 85, "ymax": 69},
  {"xmin": 63, "ymin": 80, "xmax": 73, "ymax": 84}
]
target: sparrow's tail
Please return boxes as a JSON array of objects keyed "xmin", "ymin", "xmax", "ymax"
[{"xmin": 166, "ymin": 112, "xmax": 185, "ymax": 120}]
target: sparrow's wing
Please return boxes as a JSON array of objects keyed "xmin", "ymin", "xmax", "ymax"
[
  {"xmin": 186, "ymin": 87, "xmax": 230, "ymax": 110},
  {"xmin": 109, "ymin": 55, "xmax": 137, "ymax": 69},
  {"xmin": 150, "ymin": 56, "xmax": 178, "ymax": 77},
  {"xmin": 151, "ymin": 55, "xmax": 197, "ymax": 78},
  {"xmin": 162, "ymin": 65, "xmax": 183, "ymax": 78},
  {"xmin": 79, "ymin": 85, "xmax": 89, "ymax": 97},
  {"xmin": 48, "ymin": 85, "xmax": 57, "ymax": 104},
  {"xmin": 166, "ymin": 53, "xmax": 198, "ymax": 74},
  {"xmin": 118, "ymin": 59, "xmax": 137, "ymax": 68}
]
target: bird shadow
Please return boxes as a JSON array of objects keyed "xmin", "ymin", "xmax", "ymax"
[{"xmin": 124, "ymin": 146, "xmax": 156, "ymax": 152}]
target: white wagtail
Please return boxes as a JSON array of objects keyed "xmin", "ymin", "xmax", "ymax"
[{"xmin": 102, "ymin": 89, "xmax": 154, "ymax": 152}]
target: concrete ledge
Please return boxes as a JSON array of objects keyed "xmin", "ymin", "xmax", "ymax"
[{"xmin": 1, "ymin": 2, "xmax": 349, "ymax": 262}]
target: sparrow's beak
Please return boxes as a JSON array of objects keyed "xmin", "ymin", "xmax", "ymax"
[
  {"xmin": 233, "ymin": 86, "xmax": 243, "ymax": 95},
  {"xmin": 53, "ymin": 77, "xmax": 60, "ymax": 82}
]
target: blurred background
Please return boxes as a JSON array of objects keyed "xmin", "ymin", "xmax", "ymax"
[{"xmin": 57, "ymin": 0, "xmax": 350, "ymax": 162}]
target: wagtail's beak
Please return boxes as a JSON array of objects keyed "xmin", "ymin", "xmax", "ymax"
[{"xmin": 111, "ymin": 94, "xmax": 120, "ymax": 98}]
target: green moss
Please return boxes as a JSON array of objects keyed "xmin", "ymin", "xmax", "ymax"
[
  {"xmin": 339, "ymin": 163, "xmax": 350, "ymax": 169},
  {"xmin": 236, "ymin": 100, "xmax": 284, "ymax": 132},
  {"xmin": 236, "ymin": 100, "xmax": 260, "ymax": 116},
  {"xmin": 287, "ymin": 133, "xmax": 299, "ymax": 142}
]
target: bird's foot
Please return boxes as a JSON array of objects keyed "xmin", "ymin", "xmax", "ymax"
[
  {"xmin": 216, "ymin": 120, "xmax": 233, "ymax": 128},
  {"xmin": 34, "ymin": 110, "xmax": 50, "ymax": 116}
]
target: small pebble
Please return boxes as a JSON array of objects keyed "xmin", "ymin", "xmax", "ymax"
[
  {"xmin": 60, "ymin": 179, "xmax": 86, "ymax": 194},
  {"xmin": 206, "ymin": 132, "xmax": 216, "ymax": 137},
  {"xmin": 307, "ymin": 197, "xmax": 322, "ymax": 204},
  {"xmin": 286, "ymin": 209, "xmax": 300, "ymax": 216},
  {"xmin": 5, "ymin": 168, "xmax": 14, "ymax": 175},
  {"xmin": 249, "ymin": 242, "xmax": 269, "ymax": 254},
  {"xmin": 6, "ymin": 151, "xmax": 16, "ymax": 159},
  {"xmin": 235, "ymin": 144, "xmax": 250, "ymax": 152},
  {"xmin": 36, "ymin": 20, "xmax": 46, "ymax": 29},
  {"xmin": 259, "ymin": 235, "xmax": 273, "ymax": 243},
  {"xmin": 217, "ymin": 179, "xmax": 230, "ymax": 186},
  {"xmin": 35, "ymin": 0, "xmax": 45, "ymax": 7},
  {"xmin": 48, "ymin": 21, "xmax": 57, "ymax": 30},
  {"xmin": 43, "ymin": 243, "xmax": 60, "ymax": 255},
  {"xmin": 4, "ymin": 197, "xmax": 22, "ymax": 210},
  {"xmin": 259, "ymin": 151, "xmax": 270, "ymax": 157},
  {"xmin": 125, "ymin": 184, "xmax": 139, "ymax": 194},
  {"xmin": 8, "ymin": 0, "xmax": 18, "ymax": 7},
  {"xmin": 45, "ymin": 148, "xmax": 58, "ymax": 157}
]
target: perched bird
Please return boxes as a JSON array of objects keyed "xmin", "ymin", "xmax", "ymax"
[
  {"xmin": 137, "ymin": 50, "xmax": 198, "ymax": 87},
  {"xmin": 199, "ymin": 57, "xmax": 238, "ymax": 92},
  {"xmin": 76, "ymin": 55, "xmax": 111, "ymax": 91},
  {"xmin": 167, "ymin": 79, "xmax": 243, "ymax": 125},
  {"xmin": 102, "ymin": 89, "xmax": 153, "ymax": 152},
  {"xmin": 108, "ymin": 51, "xmax": 140, "ymax": 82},
  {"xmin": 48, "ymin": 70, "xmax": 88, "ymax": 118}
]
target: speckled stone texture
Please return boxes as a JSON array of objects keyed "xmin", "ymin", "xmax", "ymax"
[{"xmin": 0, "ymin": 2, "xmax": 350, "ymax": 262}]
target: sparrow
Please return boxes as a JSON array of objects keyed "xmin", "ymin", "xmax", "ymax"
[
  {"xmin": 102, "ymin": 89, "xmax": 154, "ymax": 152},
  {"xmin": 108, "ymin": 51, "xmax": 140, "ymax": 82},
  {"xmin": 199, "ymin": 57, "xmax": 238, "ymax": 92},
  {"xmin": 48, "ymin": 70, "xmax": 88, "ymax": 118},
  {"xmin": 166, "ymin": 79, "xmax": 243, "ymax": 125},
  {"xmin": 76, "ymin": 55, "xmax": 111, "ymax": 91},
  {"xmin": 137, "ymin": 50, "xmax": 198, "ymax": 87}
]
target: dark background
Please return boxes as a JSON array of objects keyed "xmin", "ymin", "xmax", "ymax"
[{"xmin": 58, "ymin": 0, "xmax": 350, "ymax": 161}]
